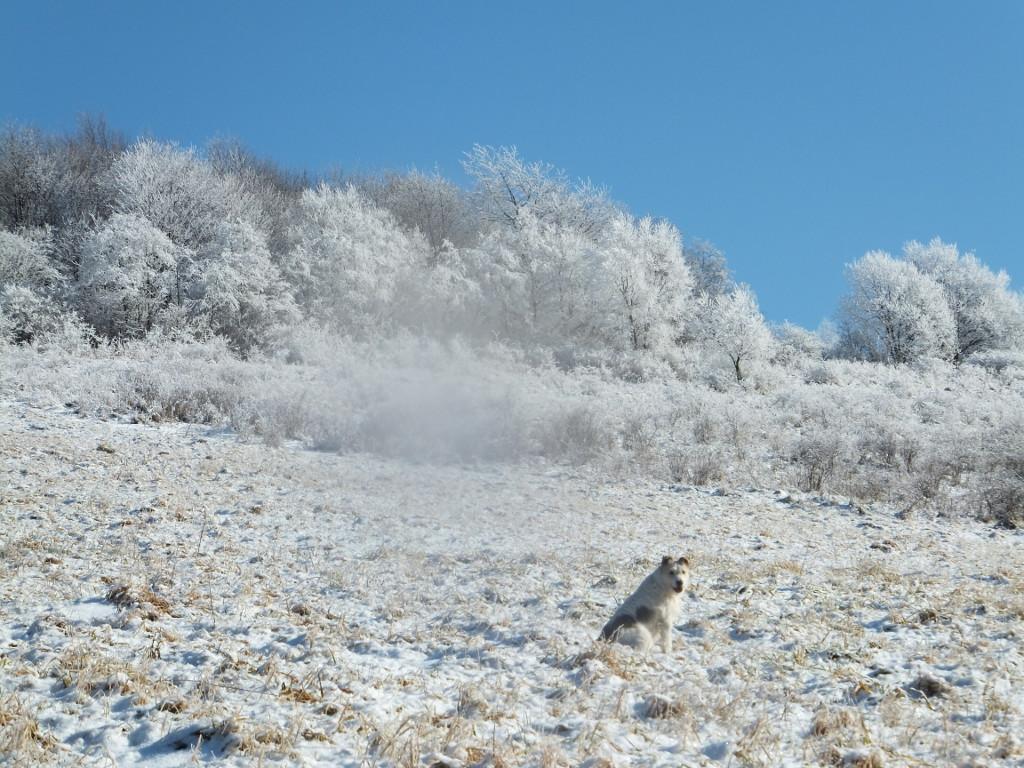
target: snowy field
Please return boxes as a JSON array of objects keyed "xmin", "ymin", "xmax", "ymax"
[{"xmin": 2, "ymin": 397, "xmax": 1023, "ymax": 767}]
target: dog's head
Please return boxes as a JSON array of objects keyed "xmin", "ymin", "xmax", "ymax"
[{"xmin": 660, "ymin": 555, "xmax": 691, "ymax": 593}]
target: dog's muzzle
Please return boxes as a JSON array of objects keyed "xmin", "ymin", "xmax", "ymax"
[{"xmin": 673, "ymin": 581, "xmax": 684, "ymax": 593}]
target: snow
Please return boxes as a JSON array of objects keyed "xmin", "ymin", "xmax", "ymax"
[{"xmin": 2, "ymin": 398, "xmax": 1023, "ymax": 766}]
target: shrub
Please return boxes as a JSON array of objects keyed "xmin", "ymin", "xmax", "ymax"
[
  {"xmin": 538, "ymin": 405, "xmax": 614, "ymax": 464},
  {"xmin": 977, "ymin": 469, "xmax": 1024, "ymax": 529},
  {"xmin": 804, "ymin": 363, "xmax": 838, "ymax": 385},
  {"xmin": 668, "ymin": 448, "xmax": 725, "ymax": 486},
  {"xmin": 0, "ymin": 285, "xmax": 67, "ymax": 344},
  {"xmin": 621, "ymin": 414, "xmax": 659, "ymax": 456},
  {"xmin": 793, "ymin": 432, "xmax": 843, "ymax": 492}
]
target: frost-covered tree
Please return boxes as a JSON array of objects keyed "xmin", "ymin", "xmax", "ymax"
[
  {"xmin": 357, "ymin": 170, "xmax": 477, "ymax": 261},
  {"xmin": 470, "ymin": 209, "xmax": 592, "ymax": 343},
  {"xmin": 392, "ymin": 241, "xmax": 483, "ymax": 337},
  {"xmin": 0, "ymin": 285, "xmax": 67, "ymax": 344},
  {"xmin": 54, "ymin": 115, "xmax": 125, "ymax": 222},
  {"xmin": 206, "ymin": 138, "xmax": 306, "ymax": 256},
  {"xmin": 463, "ymin": 145, "xmax": 617, "ymax": 237},
  {"xmin": 0, "ymin": 227, "xmax": 61, "ymax": 293},
  {"xmin": 596, "ymin": 213, "xmax": 693, "ymax": 352},
  {"xmin": 839, "ymin": 251, "xmax": 956, "ymax": 364},
  {"xmin": 772, "ymin": 321, "xmax": 825, "ymax": 366},
  {"xmin": 700, "ymin": 284, "xmax": 774, "ymax": 381},
  {"xmin": 282, "ymin": 184, "xmax": 428, "ymax": 336},
  {"xmin": 0, "ymin": 118, "xmax": 124, "ymax": 233},
  {"xmin": 0, "ymin": 219, "xmax": 79, "ymax": 346},
  {"xmin": 105, "ymin": 140, "xmax": 258, "ymax": 250},
  {"xmin": 0, "ymin": 126, "xmax": 63, "ymax": 230},
  {"xmin": 683, "ymin": 239, "xmax": 732, "ymax": 297},
  {"xmin": 195, "ymin": 220, "xmax": 298, "ymax": 353},
  {"xmin": 77, "ymin": 212, "xmax": 190, "ymax": 337},
  {"xmin": 904, "ymin": 238, "xmax": 1024, "ymax": 361}
]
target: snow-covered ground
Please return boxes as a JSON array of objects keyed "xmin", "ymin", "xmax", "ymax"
[{"xmin": 2, "ymin": 398, "xmax": 1023, "ymax": 767}]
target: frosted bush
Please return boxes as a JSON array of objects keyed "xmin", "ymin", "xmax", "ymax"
[
  {"xmin": 772, "ymin": 321, "xmax": 825, "ymax": 366},
  {"xmin": 0, "ymin": 285, "xmax": 69, "ymax": 344},
  {"xmin": 973, "ymin": 422, "xmax": 1024, "ymax": 527},
  {"xmin": 668, "ymin": 448, "xmax": 726, "ymax": 486},
  {"xmin": 691, "ymin": 412, "xmax": 717, "ymax": 444},
  {"xmin": 803, "ymin": 362, "xmax": 839, "ymax": 385},
  {"xmin": 0, "ymin": 226, "xmax": 60, "ymax": 290},
  {"xmin": 3, "ymin": 324, "xmax": 1024, "ymax": 527},
  {"xmin": 791, "ymin": 430, "xmax": 845, "ymax": 492},
  {"xmin": 536, "ymin": 404, "xmax": 615, "ymax": 464},
  {"xmin": 115, "ymin": 361, "xmax": 248, "ymax": 424},
  {"xmin": 30, "ymin": 313, "xmax": 95, "ymax": 354},
  {"xmin": 978, "ymin": 470, "xmax": 1024, "ymax": 528},
  {"xmin": 621, "ymin": 413, "xmax": 659, "ymax": 456},
  {"xmin": 966, "ymin": 349, "xmax": 1024, "ymax": 375}
]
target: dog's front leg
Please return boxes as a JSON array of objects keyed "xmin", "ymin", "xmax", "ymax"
[{"xmin": 660, "ymin": 627, "xmax": 672, "ymax": 654}]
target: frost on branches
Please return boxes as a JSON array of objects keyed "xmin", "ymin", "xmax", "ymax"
[
  {"xmin": 838, "ymin": 242, "xmax": 1024, "ymax": 365},
  {"xmin": 77, "ymin": 212, "xmax": 188, "ymax": 338},
  {"xmin": 839, "ymin": 251, "xmax": 956, "ymax": 364},
  {"xmin": 597, "ymin": 213, "xmax": 693, "ymax": 353},
  {"xmin": 0, "ymin": 124, "xmax": 1021, "ymax": 382},
  {"xmin": 105, "ymin": 139, "xmax": 260, "ymax": 250},
  {"xmin": 282, "ymin": 184, "xmax": 430, "ymax": 337},
  {"xmin": 699, "ymin": 285, "xmax": 773, "ymax": 381},
  {"xmin": 905, "ymin": 238, "xmax": 1024, "ymax": 362},
  {"xmin": 197, "ymin": 221, "xmax": 298, "ymax": 353}
]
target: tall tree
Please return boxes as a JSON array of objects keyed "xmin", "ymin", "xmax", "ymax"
[
  {"xmin": 105, "ymin": 139, "xmax": 258, "ymax": 250},
  {"xmin": 76, "ymin": 212, "xmax": 188, "ymax": 337},
  {"xmin": 597, "ymin": 213, "xmax": 693, "ymax": 352},
  {"xmin": 700, "ymin": 285, "xmax": 774, "ymax": 381},
  {"xmin": 904, "ymin": 238, "xmax": 1024, "ymax": 361},
  {"xmin": 462, "ymin": 144, "xmax": 617, "ymax": 237},
  {"xmin": 357, "ymin": 169, "xmax": 477, "ymax": 261},
  {"xmin": 196, "ymin": 220, "xmax": 298, "ymax": 353},
  {"xmin": 282, "ymin": 184, "xmax": 428, "ymax": 336},
  {"xmin": 838, "ymin": 250, "xmax": 955, "ymax": 364}
]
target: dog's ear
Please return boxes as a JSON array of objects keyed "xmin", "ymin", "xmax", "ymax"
[
  {"xmin": 677, "ymin": 556, "xmax": 690, "ymax": 567},
  {"xmin": 661, "ymin": 555, "xmax": 673, "ymax": 567}
]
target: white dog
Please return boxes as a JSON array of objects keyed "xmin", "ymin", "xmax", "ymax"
[{"xmin": 600, "ymin": 556, "xmax": 690, "ymax": 653}]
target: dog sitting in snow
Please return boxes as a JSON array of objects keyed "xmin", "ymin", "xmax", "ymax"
[{"xmin": 600, "ymin": 556, "xmax": 690, "ymax": 653}]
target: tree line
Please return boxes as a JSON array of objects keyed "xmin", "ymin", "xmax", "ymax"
[{"xmin": 1, "ymin": 117, "xmax": 1021, "ymax": 375}]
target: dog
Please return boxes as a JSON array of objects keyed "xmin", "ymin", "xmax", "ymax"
[{"xmin": 599, "ymin": 556, "xmax": 690, "ymax": 653}]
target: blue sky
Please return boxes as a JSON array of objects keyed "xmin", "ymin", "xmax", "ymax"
[{"xmin": 2, "ymin": 1, "xmax": 1022, "ymax": 327}]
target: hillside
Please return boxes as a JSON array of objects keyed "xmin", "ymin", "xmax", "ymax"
[{"xmin": 2, "ymin": 396, "xmax": 1022, "ymax": 767}]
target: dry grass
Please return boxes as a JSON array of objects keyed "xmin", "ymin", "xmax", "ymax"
[
  {"xmin": 641, "ymin": 693, "xmax": 688, "ymax": 720},
  {"xmin": 810, "ymin": 707, "xmax": 860, "ymax": 738},
  {"xmin": 1, "ymin": 398, "xmax": 1022, "ymax": 767},
  {"xmin": 0, "ymin": 695, "xmax": 59, "ymax": 766},
  {"xmin": 105, "ymin": 583, "xmax": 174, "ymax": 617},
  {"xmin": 568, "ymin": 641, "xmax": 636, "ymax": 682}
]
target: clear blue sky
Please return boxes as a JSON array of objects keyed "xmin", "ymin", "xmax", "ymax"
[{"xmin": 2, "ymin": 1, "xmax": 1022, "ymax": 327}]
